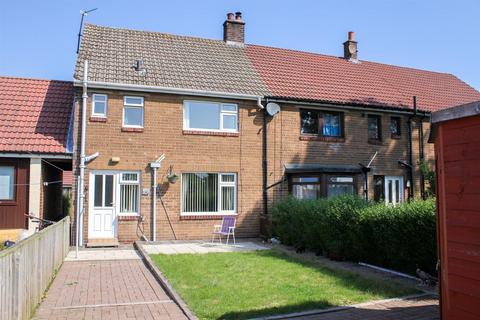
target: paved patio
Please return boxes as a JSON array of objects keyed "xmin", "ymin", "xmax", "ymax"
[
  {"xmin": 290, "ymin": 295, "xmax": 439, "ymax": 320},
  {"xmin": 33, "ymin": 249, "xmax": 187, "ymax": 320},
  {"xmin": 143, "ymin": 240, "xmax": 270, "ymax": 255}
]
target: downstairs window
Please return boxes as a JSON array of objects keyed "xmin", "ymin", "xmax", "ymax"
[{"xmin": 182, "ymin": 173, "xmax": 236, "ymax": 215}]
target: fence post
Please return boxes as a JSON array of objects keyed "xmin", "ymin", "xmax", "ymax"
[{"xmin": 12, "ymin": 251, "xmax": 21, "ymax": 320}]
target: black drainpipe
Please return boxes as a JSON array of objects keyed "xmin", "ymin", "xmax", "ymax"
[
  {"xmin": 418, "ymin": 113, "xmax": 426, "ymax": 199},
  {"xmin": 406, "ymin": 97, "xmax": 416, "ymax": 201}
]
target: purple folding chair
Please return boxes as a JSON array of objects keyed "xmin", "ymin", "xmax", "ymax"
[{"xmin": 211, "ymin": 216, "xmax": 236, "ymax": 245}]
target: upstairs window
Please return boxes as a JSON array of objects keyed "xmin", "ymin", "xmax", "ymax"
[
  {"xmin": 390, "ymin": 117, "xmax": 401, "ymax": 138},
  {"xmin": 368, "ymin": 115, "xmax": 382, "ymax": 142},
  {"xmin": 300, "ymin": 110, "xmax": 343, "ymax": 137},
  {"xmin": 184, "ymin": 101, "xmax": 238, "ymax": 132},
  {"xmin": 92, "ymin": 94, "xmax": 108, "ymax": 117},
  {"xmin": 123, "ymin": 96, "xmax": 144, "ymax": 128}
]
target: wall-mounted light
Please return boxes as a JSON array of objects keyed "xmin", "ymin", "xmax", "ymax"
[{"xmin": 110, "ymin": 156, "xmax": 120, "ymax": 163}]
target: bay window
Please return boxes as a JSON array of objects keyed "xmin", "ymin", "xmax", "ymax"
[
  {"xmin": 184, "ymin": 101, "xmax": 238, "ymax": 132},
  {"xmin": 182, "ymin": 173, "xmax": 237, "ymax": 215},
  {"xmin": 290, "ymin": 176, "xmax": 321, "ymax": 200},
  {"xmin": 327, "ymin": 176, "xmax": 355, "ymax": 197},
  {"xmin": 290, "ymin": 174, "xmax": 356, "ymax": 199}
]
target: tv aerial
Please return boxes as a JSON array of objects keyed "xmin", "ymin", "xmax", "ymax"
[{"xmin": 76, "ymin": 8, "xmax": 98, "ymax": 54}]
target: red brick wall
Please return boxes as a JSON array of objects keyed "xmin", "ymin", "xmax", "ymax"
[{"xmin": 72, "ymin": 89, "xmax": 434, "ymax": 244}]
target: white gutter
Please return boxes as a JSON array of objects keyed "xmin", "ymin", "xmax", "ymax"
[
  {"xmin": 76, "ymin": 60, "xmax": 88, "ymax": 258},
  {"xmin": 72, "ymin": 80, "xmax": 262, "ymax": 101}
]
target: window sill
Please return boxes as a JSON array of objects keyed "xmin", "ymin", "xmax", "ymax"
[
  {"xmin": 183, "ymin": 130, "xmax": 239, "ymax": 137},
  {"xmin": 118, "ymin": 215, "xmax": 140, "ymax": 221},
  {"xmin": 121, "ymin": 127, "xmax": 144, "ymax": 133},
  {"xmin": 180, "ymin": 213, "xmax": 237, "ymax": 221},
  {"xmin": 368, "ymin": 139, "xmax": 383, "ymax": 145},
  {"xmin": 89, "ymin": 116, "xmax": 107, "ymax": 123},
  {"xmin": 300, "ymin": 135, "xmax": 345, "ymax": 143}
]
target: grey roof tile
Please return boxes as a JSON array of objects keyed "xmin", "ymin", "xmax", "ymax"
[{"xmin": 74, "ymin": 24, "xmax": 271, "ymax": 96}]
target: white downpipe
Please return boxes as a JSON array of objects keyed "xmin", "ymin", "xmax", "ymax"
[
  {"xmin": 76, "ymin": 60, "xmax": 88, "ymax": 258},
  {"xmin": 152, "ymin": 167, "xmax": 157, "ymax": 242}
]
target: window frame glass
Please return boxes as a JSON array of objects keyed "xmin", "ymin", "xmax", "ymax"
[
  {"xmin": 92, "ymin": 94, "xmax": 108, "ymax": 118},
  {"xmin": 181, "ymin": 172, "xmax": 237, "ymax": 216},
  {"xmin": 118, "ymin": 171, "xmax": 141, "ymax": 216},
  {"xmin": 289, "ymin": 173, "xmax": 356, "ymax": 199},
  {"xmin": 326, "ymin": 175, "xmax": 355, "ymax": 198},
  {"xmin": 300, "ymin": 109, "xmax": 344, "ymax": 138},
  {"xmin": 0, "ymin": 165, "xmax": 15, "ymax": 201},
  {"xmin": 368, "ymin": 114, "xmax": 382, "ymax": 142},
  {"xmin": 183, "ymin": 100, "xmax": 238, "ymax": 132},
  {"xmin": 123, "ymin": 96, "xmax": 144, "ymax": 128},
  {"xmin": 390, "ymin": 116, "xmax": 401, "ymax": 138}
]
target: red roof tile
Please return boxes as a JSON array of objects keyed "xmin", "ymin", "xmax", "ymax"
[
  {"xmin": 0, "ymin": 77, "xmax": 74, "ymax": 154},
  {"xmin": 246, "ymin": 45, "xmax": 480, "ymax": 112}
]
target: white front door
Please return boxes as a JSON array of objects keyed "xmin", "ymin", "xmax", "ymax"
[
  {"xmin": 89, "ymin": 172, "xmax": 116, "ymax": 239},
  {"xmin": 385, "ymin": 176, "xmax": 404, "ymax": 206}
]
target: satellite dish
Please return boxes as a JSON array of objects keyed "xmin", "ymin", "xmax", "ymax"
[{"xmin": 266, "ymin": 102, "xmax": 281, "ymax": 117}]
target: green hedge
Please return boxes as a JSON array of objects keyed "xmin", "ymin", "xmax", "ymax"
[{"xmin": 272, "ymin": 196, "xmax": 437, "ymax": 274}]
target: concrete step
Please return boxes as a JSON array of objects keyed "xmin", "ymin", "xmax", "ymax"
[{"xmin": 86, "ymin": 238, "xmax": 119, "ymax": 248}]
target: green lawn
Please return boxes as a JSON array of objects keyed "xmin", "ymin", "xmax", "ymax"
[{"xmin": 151, "ymin": 250, "xmax": 416, "ymax": 320}]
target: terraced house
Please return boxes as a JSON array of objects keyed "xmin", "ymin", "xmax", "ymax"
[{"xmin": 72, "ymin": 12, "xmax": 480, "ymax": 245}]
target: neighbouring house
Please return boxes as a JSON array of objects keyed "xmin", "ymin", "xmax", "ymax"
[
  {"xmin": 0, "ymin": 77, "xmax": 74, "ymax": 241},
  {"xmin": 429, "ymin": 100, "xmax": 480, "ymax": 320},
  {"xmin": 72, "ymin": 12, "xmax": 480, "ymax": 245}
]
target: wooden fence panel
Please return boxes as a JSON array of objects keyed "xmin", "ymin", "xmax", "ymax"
[{"xmin": 0, "ymin": 217, "xmax": 70, "ymax": 320}]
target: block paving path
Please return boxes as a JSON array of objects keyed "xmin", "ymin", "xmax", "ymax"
[
  {"xmin": 294, "ymin": 295, "xmax": 439, "ymax": 320},
  {"xmin": 33, "ymin": 250, "xmax": 187, "ymax": 320}
]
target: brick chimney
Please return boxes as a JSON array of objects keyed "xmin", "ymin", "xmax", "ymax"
[
  {"xmin": 343, "ymin": 31, "xmax": 358, "ymax": 61},
  {"xmin": 223, "ymin": 12, "xmax": 245, "ymax": 45}
]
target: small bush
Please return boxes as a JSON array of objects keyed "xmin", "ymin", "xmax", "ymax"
[{"xmin": 272, "ymin": 196, "xmax": 436, "ymax": 275}]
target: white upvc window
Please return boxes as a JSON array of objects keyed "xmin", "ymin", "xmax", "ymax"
[
  {"xmin": 119, "ymin": 172, "xmax": 140, "ymax": 215},
  {"xmin": 92, "ymin": 94, "xmax": 108, "ymax": 117},
  {"xmin": 184, "ymin": 100, "xmax": 238, "ymax": 132},
  {"xmin": 123, "ymin": 96, "xmax": 144, "ymax": 128},
  {"xmin": 181, "ymin": 173, "xmax": 237, "ymax": 215}
]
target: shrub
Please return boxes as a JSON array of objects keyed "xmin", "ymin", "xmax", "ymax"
[{"xmin": 272, "ymin": 196, "xmax": 436, "ymax": 275}]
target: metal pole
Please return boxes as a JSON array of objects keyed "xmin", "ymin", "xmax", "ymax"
[
  {"xmin": 152, "ymin": 167, "xmax": 157, "ymax": 242},
  {"xmin": 76, "ymin": 60, "xmax": 88, "ymax": 258}
]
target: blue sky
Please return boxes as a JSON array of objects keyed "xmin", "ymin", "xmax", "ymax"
[{"xmin": 1, "ymin": 0, "xmax": 478, "ymax": 90}]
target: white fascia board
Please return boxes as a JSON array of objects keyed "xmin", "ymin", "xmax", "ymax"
[
  {"xmin": 73, "ymin": 80, "xmax": 263, "ymax": 101},
  {"xmin": 0, "ymin": 153, "xmax": 72, "ymax": 159}
]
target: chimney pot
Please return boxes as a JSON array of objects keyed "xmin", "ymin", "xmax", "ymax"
[
  {"xmin": 343, "ymin": 31, "xmax": 358, "ymax": 61},
  {"xmin": 348, "ymin": 31, "xmax": 355, "ymax": 41},
  {"xmin": 223, "ymin": 11, "xmax": 245, "ymax": 44}
]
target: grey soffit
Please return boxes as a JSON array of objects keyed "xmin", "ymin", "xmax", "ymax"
[
  {"xmin": 284, "ymin": 164, "xmax": 362, "ymax": 174},
  {"xmin": 75, "ymin": 24, "xmax": 271, "ymax": 97}
]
